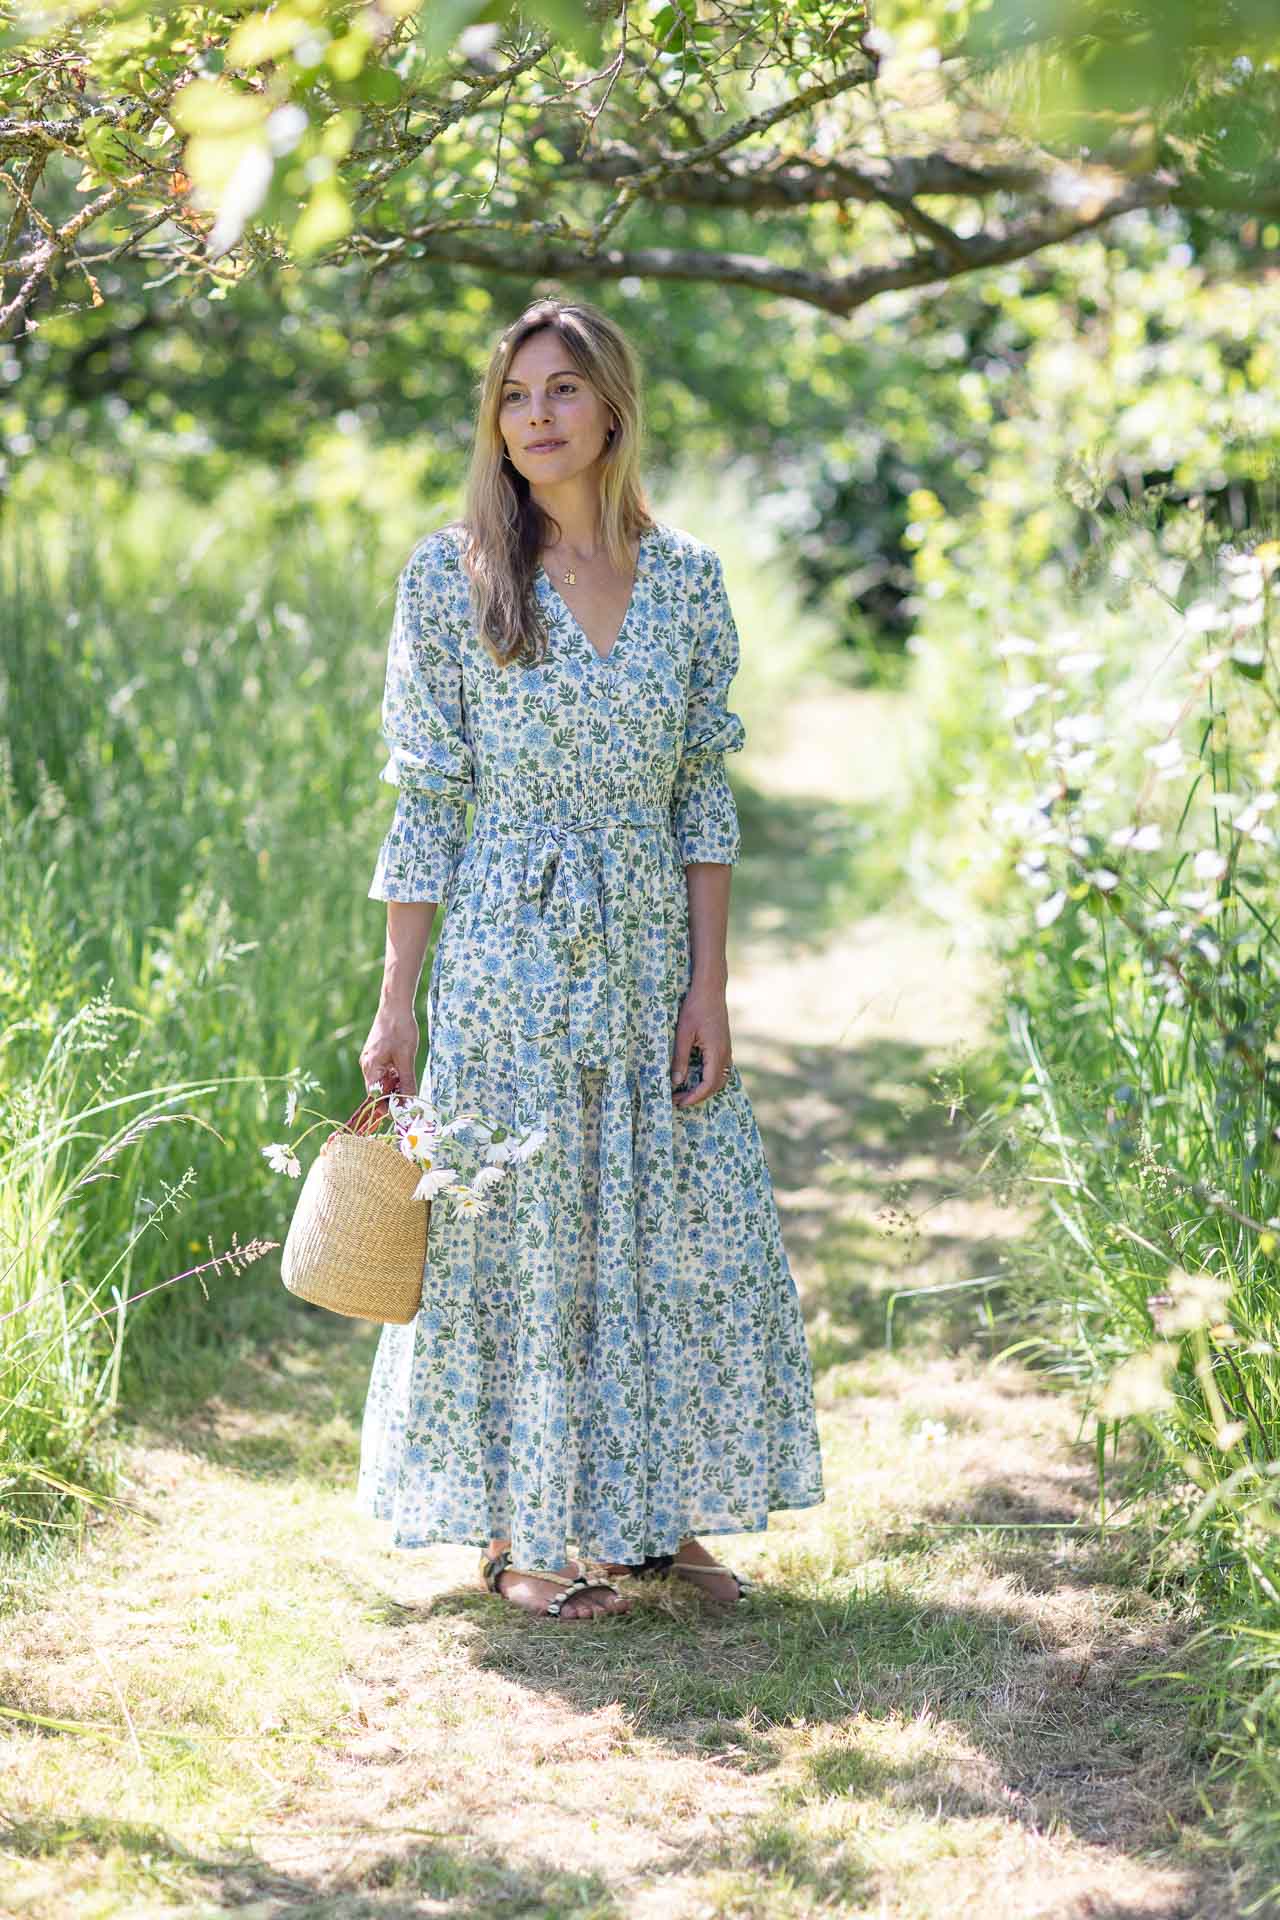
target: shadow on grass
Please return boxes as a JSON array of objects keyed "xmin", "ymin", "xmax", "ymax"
[
  {"xmin": 0, "ymin": 1809, "xmax": 621, "ymax": 1917},
  {"xmin": 404, "ymin": 1569, "xmax": 1216, "ymax": 1876}
]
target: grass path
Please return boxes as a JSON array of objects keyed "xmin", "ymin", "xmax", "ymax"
[{"xmin": 0, "ymin": 682, "xmax": 1243, "ymax": 1918}]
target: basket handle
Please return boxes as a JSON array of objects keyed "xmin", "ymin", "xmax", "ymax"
[{"xmin": 343, "ymin": 1065, "xmax": 402, "ymax": 1138}]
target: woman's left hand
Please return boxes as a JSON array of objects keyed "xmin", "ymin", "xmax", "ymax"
[{"xmin": 671, "ymin": 984, "xmax": 733, "ymax": 1109}]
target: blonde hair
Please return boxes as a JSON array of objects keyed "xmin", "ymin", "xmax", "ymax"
[{"xmin": 455, "ymin": 297, "xmax": 656, "ymax": 668}]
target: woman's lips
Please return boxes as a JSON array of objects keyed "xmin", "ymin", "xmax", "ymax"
[{"xmin": 527, "ymin": 439, "xmax": 566, "ymax": 451}]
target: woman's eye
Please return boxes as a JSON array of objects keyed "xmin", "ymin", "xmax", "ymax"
[{"xmin": 502, "ymin": 384, "xmax": 578, "ymax": 402}]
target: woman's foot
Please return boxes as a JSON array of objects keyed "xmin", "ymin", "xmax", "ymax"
[
  {"xmin": 485, "ymin": 1541, "xmax": 631, "ymax": 1620},
  {"xmin": 604, "ymin": 1535, "xmax": 747, "ymax": 1606}
]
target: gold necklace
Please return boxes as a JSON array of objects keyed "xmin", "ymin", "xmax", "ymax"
[{"xmin": 550, "ymin": 546, "xmax": 595, "ymax": 586}]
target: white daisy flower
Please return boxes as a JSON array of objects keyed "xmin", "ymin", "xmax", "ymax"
[
  {"xmin": 262, "ymin": 1142, "xmax": 302, "ymax": 1178},
  {"xmin": 451, "ymin": 1186, "xmax": 489, "ymax": 1217},
  {"xmin": 412, "ymin": 1166, "xmax": 458, "ymax": 1202}
]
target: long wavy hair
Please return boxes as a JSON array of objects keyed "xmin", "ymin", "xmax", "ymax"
[{"xmin": 454, "ymin": 298, "xmax": 656, "ymax": 669}]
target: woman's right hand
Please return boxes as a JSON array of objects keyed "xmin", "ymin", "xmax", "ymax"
[{"xmin": 359, "ymin": 1003, "xmax": 420, "ymax": 1099}]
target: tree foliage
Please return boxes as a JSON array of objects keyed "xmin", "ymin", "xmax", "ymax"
[{"xmin": 2, "ymin": 0, "xmax": 1278, "ymax": 340}]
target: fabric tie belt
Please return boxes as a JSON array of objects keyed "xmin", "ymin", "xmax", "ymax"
[{"xmin": 493, "ymin": 804, "xmax": 667, "ymax": 1068}]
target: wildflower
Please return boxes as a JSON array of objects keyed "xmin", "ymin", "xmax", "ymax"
[
  {"xmin": 1003, "ymin": 682, "xmax": 1051, "ymax": 719},
  {"xmin": 262, "ymin": 1142, "xmax": 302, "ymax": 1178},
  {"xmin": 393, "ymin": 1093, "xmax": 439, "ymax": 1131},
  {"xmin": 1183, "ymin": 599, "xmax": 1229, "ymax": 633},
  {"xmin": 399, "ymin": 1126, "xmax": 439, "ymax": 1166},
  {"xmin": 1087, "ymin": 868, "xmax": 1120, "ymax": 892},
  {"xmin": 1148, "ymin": 1266, "xmax": 1233, "ymax": 1336},
  {"xmin": 1057, "ymin": 748, "xmax": 1098, "ymax": 780},
  {"xmin": 1144, "ymin": 739, "xmax": 1186, "ymax": 776},
  {"xmin": 1035, "ymin": 890, "xmax": 1067, "ymax": 928},
  {"xmin": 1108, "ymin": 823, "xmax": 1163, "ymax": 852},
  {"xmin": 1098, "ymin": 1344, "xmax": 1179, "ymax": 1417},
  {"xmin": 473, "ymin": 1165, "xmax": 508, "ymax": 1193},
  {"xmin": 1054, "ymin": 712, "xmax": 1106, "ymax": 745},
  {"xmin": 413, "ymin": 1166, "xmax": 459, "ymax": 1202},
  {"xmin": 914, "ymin": 1418, "xmax": 949, "ymax": 1447},
  {"xmin": 1231, "ymin": 794, "xmax": 1276, "ymax": 842},
  {"xmin": 1192, "ymin": 848, "xmax": 1229, "ymax": 882},
  {"xmin": 451, "ymin": 1185, "xmax": 489, "ymax": 1217},
  {"xmin": 283, "ymin": 1087, "xmax": 298, "ymax": 1127},
  {"xmin": 1214, "ymin": 1421, "xmax": 1247, "ymax": 1451}
]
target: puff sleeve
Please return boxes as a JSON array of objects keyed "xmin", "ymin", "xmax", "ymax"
[
  {"xmin": 368, "ymin": 535, "xmax": 475, "ymax": 905},
  {"xmin": 670, "ymin": 549, "xmax": 747, "ymax": 866}
]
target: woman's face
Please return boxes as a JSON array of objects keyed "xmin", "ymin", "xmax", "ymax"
[{"xmin": 497, "ymin": 329, "xmax": 615, "ymax": 488}]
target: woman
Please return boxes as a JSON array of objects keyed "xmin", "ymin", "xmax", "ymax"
[{"xmin": 356, "ymin": 297, "xmax": 824, "ymax": 1622}]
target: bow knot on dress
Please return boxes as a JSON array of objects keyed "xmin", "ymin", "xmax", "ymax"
[{"xmin": 516, "ymin": 819, "xmax": 612, "ymax": 1064}]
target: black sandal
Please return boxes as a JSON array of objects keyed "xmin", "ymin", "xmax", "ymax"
[
  {"xmin": 612, "ymin": 1552, "xmax": 675, "ymax": 1582},
  {"xmin": 480, "ymin": 1548, "xmax": 625, "ymax": 1620}
]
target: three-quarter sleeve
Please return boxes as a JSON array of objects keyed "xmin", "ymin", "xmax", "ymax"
[
  {"xmin": 670, "ymin": 548, "xmax": 747, "ymax": 866},
  {"xmin": 369, "ymin": 534, "xmax": 475, "ymax": 905}
]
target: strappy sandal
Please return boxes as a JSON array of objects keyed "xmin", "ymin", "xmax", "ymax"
[
  {"xmin": 609, "ymin": 1552, "xmax": 675, "ymax": 1582},
  {"xmin": 668, "ymin": 1551, "xmax": 753, "ymax": 1606},
  {"xmin": 606, "ymin": 1548, "xmax": 752, "ymax": 1605},
  {"xmin": 480, "ymin": 1547, "xmax": 625, "ymax": 1620}
]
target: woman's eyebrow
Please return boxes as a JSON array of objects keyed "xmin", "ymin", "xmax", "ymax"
[{"xmin": 501, "ymin": 369, "xmax": 582, "ymax": 386}]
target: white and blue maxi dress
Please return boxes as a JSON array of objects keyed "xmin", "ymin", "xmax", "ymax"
[{"xmin": 355, "ymin": 518, "xmax": 824, "ymax": 1570}]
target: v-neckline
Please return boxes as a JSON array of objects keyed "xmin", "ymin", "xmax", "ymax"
[{"xmin": 537, "ymin": 524, "xmax": 652, "ymax": 664}]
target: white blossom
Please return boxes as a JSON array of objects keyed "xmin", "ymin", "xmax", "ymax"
[
  {"xmin": 1108, "ymin": 823, "xmax": 1163, "ymax": 851},
  {"xmin": 1003, "ymin": 682, "xmax": 1051, "ymax": 719},
  {"xmin": 262, "ymin": 1142, "xmax": 302, "ymax": 1179},
  {"xmin": 413, "ymin": 1166, "xmax": 459, "ymax": 1202}
]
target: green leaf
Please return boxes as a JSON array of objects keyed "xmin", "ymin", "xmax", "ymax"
[
  {"xmin": 292, "ymin": 178, "xmax": 352, "ymax": 260},
  {"xmin": 418, "ymin": 0, "xmax": 508, "ymax": 62},
  {"xmin": 522, "ymin": 0, "xmax": 605, "ymax": 64},
  {"xmin": 352, "ymin": 64, "xmax": 403, "ymax": 107}
]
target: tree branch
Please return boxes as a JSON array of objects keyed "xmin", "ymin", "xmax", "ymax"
[{"xmin": 351, "ymin": 178, "xmax": 1166, "ymax": 316}]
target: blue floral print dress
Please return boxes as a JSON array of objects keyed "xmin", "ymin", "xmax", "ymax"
[{"xmin": 355, "ymin": 518, "xmax": 824, "ymax": 1570}]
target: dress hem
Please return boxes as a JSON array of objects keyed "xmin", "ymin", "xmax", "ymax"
[{"xmin": 352, "ymin": 1486, "xmax": 827, "ymax": 1556}]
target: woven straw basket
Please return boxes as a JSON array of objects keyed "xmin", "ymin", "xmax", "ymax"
[{"xmin": 280, "ymin": 1072, "xmax": 429, "ymax": 1325}]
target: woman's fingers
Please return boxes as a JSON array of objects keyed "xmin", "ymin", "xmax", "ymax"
[{"xmin": 674, "ymin": 1040, "xmax": 729, "ymax": 1110}]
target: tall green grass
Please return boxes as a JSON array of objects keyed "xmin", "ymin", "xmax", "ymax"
[
  {"xmin": 906, "ymin": 476, "xmax": 1280, "ymax": 1903},
  {"xmin": 0, "ymin": 469, "xmax": 431, "ymax": 1582}
]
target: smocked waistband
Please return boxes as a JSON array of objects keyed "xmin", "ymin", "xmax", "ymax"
[{"xmin": 472, "ymin": 771, "xmax": 672, "ymax": 835}]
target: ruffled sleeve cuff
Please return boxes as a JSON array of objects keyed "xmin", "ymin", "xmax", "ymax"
[
  {"xmin": 671, "ymin": 550, "xmax": 747, "ymax": 866},
  {"xmin": 368, "ymin": 781, "xmax": 469, "ymax": 904}
]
